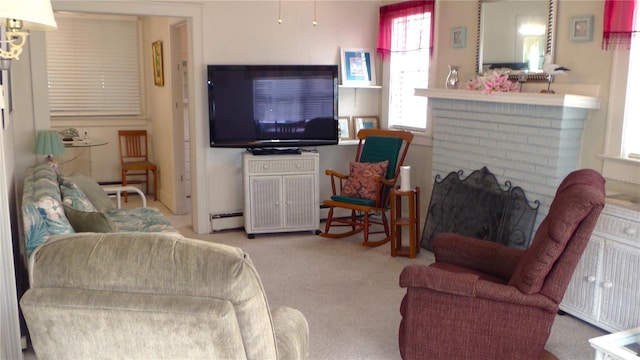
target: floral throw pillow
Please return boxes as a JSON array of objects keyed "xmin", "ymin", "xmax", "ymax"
[
  {"xmin": 60, "ymin": 177, "xmax": 98, "ymax": 213},
  {"xmin": 341, "ymin": 160, "xmax": 389, "ymax": 201}
]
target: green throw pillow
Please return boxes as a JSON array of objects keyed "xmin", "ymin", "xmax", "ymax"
[
  {"xmin": 63, "ymin": 204, "xmax": 117, "ymax": 233},
  {"xmin": 69, "ymin": 173, "xmax": 114, "ymax": 213}
]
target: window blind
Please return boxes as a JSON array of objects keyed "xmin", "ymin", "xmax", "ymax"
[{"xmin": 46, "ymin": 16, "xmax": 141, "ymax": 116}]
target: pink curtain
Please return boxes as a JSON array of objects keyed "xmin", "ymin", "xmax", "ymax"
[
  {"xmin": 602, "ymin": 0, "xmax": 639, "ymax": 50},
  {"xmin": 377, "ymin": 0, "xmax": 435, "ymax": 60}
]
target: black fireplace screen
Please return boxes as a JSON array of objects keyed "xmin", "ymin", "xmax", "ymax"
[{"xmin": 421, "ymin": 167, "xmax": 540, "ymax": 251}]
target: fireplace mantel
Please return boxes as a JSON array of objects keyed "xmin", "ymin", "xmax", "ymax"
[{"xmin": 415, "ymin": 88, "xmax": 601, "ymax": 110}]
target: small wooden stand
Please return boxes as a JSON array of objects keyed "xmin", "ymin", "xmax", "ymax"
[{"xmin": 390, "ymin": 186, "xmax": 420, "ymax": 258}]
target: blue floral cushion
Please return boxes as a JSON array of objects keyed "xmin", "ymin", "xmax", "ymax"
[
  {"xmin": 108, "ymin": 208, "xmax": 179, "ymax": 233},
  {"xmin": 23, "ymin": 164, "xmax": 75, "ymax": 256},
  {"xmin": 60, "ymin": 177, "xmax": 98, "ymax": 213}
]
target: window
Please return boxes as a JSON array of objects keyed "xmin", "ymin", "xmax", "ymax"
[
  {"xmin": 46, "ymin": 14, "xmax": 142, "ymax": 117},
  {"xmin": 623, "ymin": 12, "xmax": 640, "ymax": 159},
  {"xmin": 388, "ymin": 13, "xmax": 430, "ymax": 130},
  {"xmin": 602, "ymin": 7, "xmax": 640, "ymax": 184},
  {"xmin": 377, "ymin": 1, "xmax": 434, "ymax": 135}
]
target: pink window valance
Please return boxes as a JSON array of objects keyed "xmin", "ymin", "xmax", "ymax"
[
  {"xmin": 377, "ymin": 0, "xmax": 435, "ymax": 60},
  {"xmin": 602, "ymin": 0, "xmax": 639, "ymax": 50}
]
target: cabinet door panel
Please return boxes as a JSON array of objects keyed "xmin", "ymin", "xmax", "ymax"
[
  {"xmin": 283, "ymin": 174, "xmax": 317, "ymax": 229},
  {"xmin": 249, "ymin": 176, "xmax": 283, "ymax": 230},
  {"xmin": 561, "ymin": 236, "xmax": 604, "ymax": 319},
  {"xmin": 600, "ymin": 241, "xmax": 640, "ymax": 331}
]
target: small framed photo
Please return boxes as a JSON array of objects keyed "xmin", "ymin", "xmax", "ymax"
[
  {"xmin": 340, "ymin": 47, "xmax": 377, "ymax": 86},
  {"xmin": 338, "ymin": 116, "xmax": 353, "ymax": 140},
  {"xmin": 570, "ymin": 15, "xmax": 594, "ymax": 42},
  {"xmin": 451, "ymin": 27, "xmax": 466, "ymax": 48},
  {"xmin": 353, "ymin": 115, "xmax": 379, "ymax": 133},
  {"xmin": 152, "ymin": 40, "xmax": 164, "ymax": 86}
]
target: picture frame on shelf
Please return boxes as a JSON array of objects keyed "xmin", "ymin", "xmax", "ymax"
[
  {"xmin": 570, "ymin": 15, "xmax": 594, "ymax": 42},
  {"xmin": 152, "ymin": 40, "xmax": 164, "ymax": 86},
  {"xmin": 451, "ymin": 27, "xmax": 466, "ymax": 48},
  {"xmin": 340, "ymin": 47, "xmax": 377, "ymax": 86},
  {"xmin": 353, "ymin": 115, "xmax": 379, "ymax": 133},
  {"xmin": 338, "ymin": 116, "xmax": 353, "ymax": 140}
]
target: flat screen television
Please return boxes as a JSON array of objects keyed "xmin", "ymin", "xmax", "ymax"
[{"xmin": 207, "ymin": 64, "xmax": 339, "ymax": 151}]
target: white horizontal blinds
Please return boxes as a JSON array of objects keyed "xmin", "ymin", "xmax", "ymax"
[
  {"xmin": 46, "ymin": 16, "xmax": 141, "ymax": 116},
  {"xmin": 388, "ymin": 13, "xmax": 430, "ymax": 130},
  {"xmin": 623, "ymin": 12, "xmax": 640, "ymax": 159},
  {"xmin": 254, "ymin": 78, "xmax": 333, "ymax": 123}
]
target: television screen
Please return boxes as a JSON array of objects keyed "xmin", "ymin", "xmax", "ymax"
[{"xmin": 207, "ymin": 65, "xmax": 339, "ymax": 149}]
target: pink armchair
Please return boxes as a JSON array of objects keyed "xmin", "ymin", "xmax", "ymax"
[{"xmin": 398, "ymin": 169, "xmax": 605, "ymax": 360}]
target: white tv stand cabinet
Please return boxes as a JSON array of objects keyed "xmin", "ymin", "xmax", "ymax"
[
  {"xmin": 560, "ymin": 200, "xmax": 640, "ymax": 332},
  {"xmin": 242, "ymin": 152, "xmax": 319, "ymax": 238}
]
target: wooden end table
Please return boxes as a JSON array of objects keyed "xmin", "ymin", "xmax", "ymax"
[{"xmin": 390, "ymin": 186, "xmax": 420, "ymax": 258}]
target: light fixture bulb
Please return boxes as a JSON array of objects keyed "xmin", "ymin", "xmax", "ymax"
[{"xmin": 312, "ymin": 19, "xmax": 317, "ymax": 26}]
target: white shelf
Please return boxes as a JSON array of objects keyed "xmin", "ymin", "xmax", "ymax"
[{"xmin": 339, "ymin": 85, "xmax": 382, "ymax": 89}]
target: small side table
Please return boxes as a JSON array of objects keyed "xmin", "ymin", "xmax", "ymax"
[
  {"xmin": 589, "ymin": 327, "xmax": 640, "ymax": 360},
  {"xmin": 390, "ymin": 186, "xmax": 420, "ymax": 258}
]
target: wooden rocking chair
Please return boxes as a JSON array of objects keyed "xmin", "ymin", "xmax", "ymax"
[{"xmin": 319, "ymin": 128, "xmax": 413, "ymax": 247}]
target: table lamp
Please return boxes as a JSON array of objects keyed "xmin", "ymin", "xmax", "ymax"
[{"xmin": 34, "ymin": 130, "xmax": 65, "ymax": 172}]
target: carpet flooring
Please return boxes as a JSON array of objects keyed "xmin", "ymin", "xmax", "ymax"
[{"xmin": 176, "ymin": 223, "xmax": 608, "ymax": 360}]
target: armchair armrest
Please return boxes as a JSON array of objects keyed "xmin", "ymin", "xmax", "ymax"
[
  {"xmin": 432, "ymin": 233, "xmax": 525, "ymax": 282},
  {"xmin": 101, "ymin": 186, "xmax": 147, "ymax": 209},
  {"xmin": 400, "ymin": 265, "xmax": 557, "ymax": 313},
  {"xmin": 271, "ymin": 306, "xmax": 310, "ymax": 360},
  {"xmin": 325, "ymin": 169, "xmax": 348, "ymax": 196}
]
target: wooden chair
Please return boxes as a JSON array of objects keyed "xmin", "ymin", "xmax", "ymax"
[
  {"xmin": 319, "ymin": 128, "xmax": 413, "ymax": 247},
  {"xmin": 118, "ymin": 130, "xmax": 158, "ymax": 202}
]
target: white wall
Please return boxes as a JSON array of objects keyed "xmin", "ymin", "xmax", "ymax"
[{"xmin": 201, "ymin": 1, "xmax": 395, "ymax": 225}]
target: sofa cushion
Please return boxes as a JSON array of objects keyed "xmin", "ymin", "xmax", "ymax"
[
  {"xmin": 107, "ymin": 208, "xmax": 178, "ymax": 233},
  {"xmin": 60, "ymin": 179, "xmax": 98, "ymax": 213},
  {"xmin": 63, "ymin": 204, "xmax": 117, "ymax": 233},
  {"xmin": 22, "ymin": 164, "xmax": 75, "ymax": 256},
  {"xmin": 34, "ymin": 196, "xmax": 75, "ymax": 235},
  {"xmin": 68, "ymin": 173, "xmax": 114, "ymax": 213},
  {"xmin": 340, "ymin": 160, "xmax": 389, "ymax": 201}
]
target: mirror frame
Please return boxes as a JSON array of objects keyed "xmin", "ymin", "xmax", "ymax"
[{"xmin": 475, "ymin": 0, "xmax": 557, "ymax": 82}]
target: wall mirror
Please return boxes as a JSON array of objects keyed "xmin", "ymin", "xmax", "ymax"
[{"xmin": 476, "ymin": 0, "xmax": 557, "ymax": 81}]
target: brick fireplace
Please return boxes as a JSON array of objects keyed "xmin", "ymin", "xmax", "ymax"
[{"xmin": 417, "ymin": 89, "xmax": 601, "ymax": 229}]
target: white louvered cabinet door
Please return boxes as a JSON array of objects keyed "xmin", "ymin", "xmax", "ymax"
[
  {"xmin": 283, "ymin": 174, "xmax": 318, "ymax": 229},
  {"xmin": 598, "ymin": 240, "xmax": 640, "ymax": 331},
  {"xmin": 248, "ymin": 176, "xmax": 283, "ymax": 231},
  {"xmin": 560, "ymin": 236, "xmax": 604, "ymax": 321}
]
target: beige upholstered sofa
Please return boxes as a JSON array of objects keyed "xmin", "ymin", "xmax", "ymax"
[{"xmin": 20, "ymin": 232, "xmax": 309, "ymax": 359}]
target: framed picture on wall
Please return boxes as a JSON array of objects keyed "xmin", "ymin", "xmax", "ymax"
[
  {"xmin": 152, "ymin": 40, "xmax": 164, "ymax": 86},
  {"xmin": 338, "ymin": 116, "xmax": 353, "ymax": 140},
  {"xmin": 340, "ymin": 47, "xmax": 377, "ymax": 86},
  {"xmin": 451, "ymin": 27, "xmax": 466, "ymax": 48},
  {"xmin": 353, "ymin": 115, "xmax": 379, "ymax": 133},
  {"xmin": 570, "ymin": 15, "xmax": 594, "ymax": 42}
]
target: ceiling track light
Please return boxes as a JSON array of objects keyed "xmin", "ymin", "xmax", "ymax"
[{"xmin": 312, "ymin": 0, "xmax": 318, "ymax": 26}]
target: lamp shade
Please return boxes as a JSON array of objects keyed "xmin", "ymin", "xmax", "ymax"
[
  {"xmin": 34, "ymin": 130, "xmax": 65, "ymax": 156},
  {"xmin": 0, "ymin": 0, "xmax": 57, "ymax": 31}
]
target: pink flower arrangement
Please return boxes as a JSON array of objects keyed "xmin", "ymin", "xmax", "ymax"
[{"xmin": 466, "ymin": 71, "xmax": 521, "ymax": 94}]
